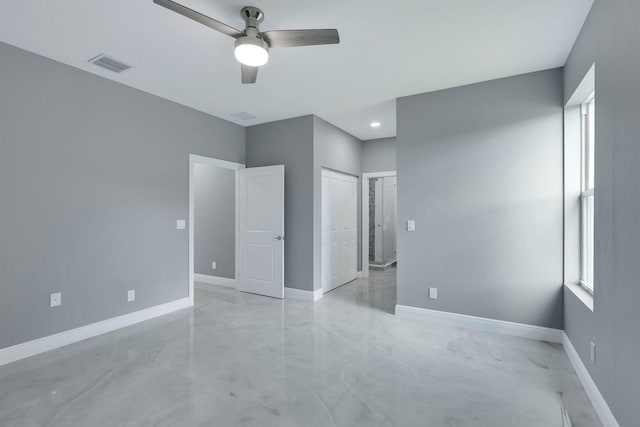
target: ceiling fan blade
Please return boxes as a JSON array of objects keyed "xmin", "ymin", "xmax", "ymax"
[
  {"xmin": 241, "ymin": 65, "xmax": 259, "ymax": 84},
  {"xmin": 153, "ymin": 0, "xmax": 242, "ymax": 38},
  {"xmin": 261, "ymin": 29, "xmax": 340, "ymax": 48}
]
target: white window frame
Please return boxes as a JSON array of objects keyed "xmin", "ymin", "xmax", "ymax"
[{"xmin": 580, "ymin": 92, "xmax": 595, "ymax": 293}]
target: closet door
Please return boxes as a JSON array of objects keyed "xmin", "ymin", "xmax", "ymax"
[{"xmin": 322, "ymin": 169, "xmax": 358, "ymax": 293}]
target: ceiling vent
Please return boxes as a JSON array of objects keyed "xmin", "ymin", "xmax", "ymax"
[
  {"xmin": 88, "ymin": 54, "xmax": 132, "ymax": 73},
  {"xmin": 231, "ymin": 112, "xmax": 257, "ymax": 121}
]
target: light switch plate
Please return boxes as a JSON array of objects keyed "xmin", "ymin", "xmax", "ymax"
[
  {"xmin": 212, "ymin": 261, "xmax": 217, "ymax": 270},
  {"xmin": 50, "ymin": 292, "xmax": 62, "ymax": 308},
  {"xmin": 407, "ymin": 220, "xmax": 416, "ymax": 232},
  {"xmin": 176, "ymin": 219, "xmax": 186, "ymax": 230},
  {"xmin": 127, "ymin": 289, "xmax": 136, "ymax": 302},
  {"xmin": 429, "ymin": 287, "xmax": 438, "ymax": 300}
]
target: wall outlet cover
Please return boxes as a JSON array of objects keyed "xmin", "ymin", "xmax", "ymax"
[
  {"xmin": 429, "ymin": 287, "xmax": 438, "ymax": 300},
  {"xmin": 212, "ymin": 261, "xmax": 217, "ymax": 270},
  {"xmin": 127, "ymin": 289, "xmax": 136, "ymax": 302},
  {"xmin": 176, "ymin": 219, "xmax": 186, "ymax": 230},
  {"xmin": 50, "ymin": 292, "xmax": 62, "ymax": 308},
  {"xmin": 407, "ymin": 220, "xmax": 416, "ymax": 232}
]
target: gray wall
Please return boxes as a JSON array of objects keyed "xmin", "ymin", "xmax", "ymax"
[
  {"xmin": 245, "ymin": 115, "xmax": 363, "ymax": 292},
  {"xmin": 0, "ymin": 42, "xmax": 245, "ymax": 350},
  {"xmin": 312, "ymin": 117, "xmax": 363, "ymax": 289},
  {"xmin": 563, "ymin": 0, "xmax": 640, "ymax": 424},
  {"xmin": 362, "ymin": 137, "xmax": 397, "ymax": 173},
  {"xmin": 194, "ymin": 163, "xmax": 236, "ymax": 279},
  {"xmin": 396, "ymin": 69, "xmax": 564, "ymax": 329},
  {"xmin": 245, "ymin": 116, "xmax": 314, "ymax": 291}
]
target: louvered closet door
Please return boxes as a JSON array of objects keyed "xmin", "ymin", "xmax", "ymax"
[{"xmin": 322, "ymin": 169, "xmax": 358, "ymax": 293}]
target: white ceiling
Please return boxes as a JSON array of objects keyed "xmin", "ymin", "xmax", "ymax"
[{"xmin": 0, "ymin": 0, "xmax": 593, "ymax": 140}]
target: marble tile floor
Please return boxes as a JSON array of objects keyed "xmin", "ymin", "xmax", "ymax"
[{"xmin": 0, "ymin": 268, "xmax": 601, "ymax": 426}]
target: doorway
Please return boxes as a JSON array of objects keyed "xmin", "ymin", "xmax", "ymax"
[
  {"xmin": 362, "ymin": 171, "xmax": 397, "ymax": 276},
  {"xmin": 188, "ymin": 155, "xmax": 285, "ymax": 304},
  {"xmin": 188, "ymin": 155, "xmax": 244, "ymax": 305}
]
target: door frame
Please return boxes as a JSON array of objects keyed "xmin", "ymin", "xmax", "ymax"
[
  {"xmin": 361, "ymin": 171, "xmax": 397, "ymax": 278},
  {"xmin": 188, "ymin": 154, "xmax": 245, "ymax": 306}
]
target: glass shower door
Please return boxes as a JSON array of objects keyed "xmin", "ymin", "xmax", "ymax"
[{"xmin": 369, "ymin": 176, "xmax": 396, "ymax": 268}]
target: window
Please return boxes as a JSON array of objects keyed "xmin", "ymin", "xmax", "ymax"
[{"xmin": 580, "ymin": 92, "xmax": 595, "ymax": 292}]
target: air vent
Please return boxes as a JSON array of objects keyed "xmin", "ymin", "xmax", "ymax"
[
  {"xmin": 231, "ymin": 112, "xmax": 257, "ymax": 121},
  {"xmin": 88, "ymin": 54, "xmax": 132, "ymax": 73}
]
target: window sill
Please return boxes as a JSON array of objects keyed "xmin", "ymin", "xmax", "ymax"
[{"xmin": 565, "ymin": 282, "xmax": 594, "ymax": 312}]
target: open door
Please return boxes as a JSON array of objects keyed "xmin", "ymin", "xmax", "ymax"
[{"xmin": 236, "ymin": 165, "xmax": 285, "ymax": 298}]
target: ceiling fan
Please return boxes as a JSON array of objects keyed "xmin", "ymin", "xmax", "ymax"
[{"xmin": 153, "ymin": 0, "xmax": 340, "ymax": 84}]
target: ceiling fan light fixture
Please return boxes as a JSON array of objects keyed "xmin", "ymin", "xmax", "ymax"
[{"xmin": 234, "ymin": 36, "xmax": 269, "ymax": 67}]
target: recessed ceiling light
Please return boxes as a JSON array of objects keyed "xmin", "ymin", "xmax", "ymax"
[{"xmin": 370, "ymin": 121, "xmax": 381, "ymax": 128}]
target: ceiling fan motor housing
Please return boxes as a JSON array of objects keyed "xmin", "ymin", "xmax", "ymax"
[
  {"xmin": 241, "ymin": 6, "xmax": 265, "ymax": 39},
  {"xmin": 235, "ymin": 6, "xmax": 269, "ymax": 67},
  {"xmin": 241, "ymin": 6, "xmax": 264, "ymax": 24},
  {"xmin": 237, "ymin": 6, "xmax": 268, "ymax": 50}
]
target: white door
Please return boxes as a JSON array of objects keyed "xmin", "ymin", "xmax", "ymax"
[
  {"xmin": 237, "ymin": 165, "xmax": 285, "ymax": 299},
  {"xmin": 322, "ymin": 169, "xmax": 358, "ymax": 293}
]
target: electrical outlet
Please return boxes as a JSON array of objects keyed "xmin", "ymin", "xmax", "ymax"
[
  {"xmin": 429, "ymin": 287, "xmax": 438, "ymax": 300},
  {"xmin": 407, "ymin": 220, "xmax": 416, "ymax": 232},
  {"xmin": 176, "ymin": 219, "xmax": 186, "ymax": 230},
  {"xmin": 50, "ymin": 292, "xmax": 62, "ymax": 308},
  {"xmin": 127, "ymin": 289, "xmax": 136, "ymax": 302},
  {"xmin": 590, "ymin": 341, "xmax": 596, "ymax": 364},
  {"xmin": 211, "ymin": 261, "xmax": 217, "ymax": 270}
]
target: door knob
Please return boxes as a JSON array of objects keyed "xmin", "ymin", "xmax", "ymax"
[{"xmin": 274, "ymin": 235, "xmax": 285, "ymax": 241}]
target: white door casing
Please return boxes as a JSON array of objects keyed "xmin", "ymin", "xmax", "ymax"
[
  {"xmin": 237, "ymin": 165, "xmax": 285, "ymax": 299},
  {"xmin": 322, "ymin": 169, "xmax": 358, "ymax": 293}
]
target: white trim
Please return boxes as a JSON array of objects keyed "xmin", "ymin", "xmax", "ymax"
[
  {"xmin": 566, "ymin": 63, "xmax": 596, "ymax": 108},
  {"xmin": 563, "ymin": 333, "xmax": 620, "ymax": 427},
  {"xmin": 361, "ymin": 171, "xmax": 397, "ymax": 279},
  {"xmin": 565, "ymin": 282, "xmax": 594, "ymax": 312},
  {"xmin": 395, "ymin": 305, "xmax": 564, "ymax": 343},
  {"xmin": 0, "ymin": 298, "xmax": 190, "ymax": 367},
  {"xmin": 369, "ymin": 260, "xmax": 397, "ymax": 270},
  {"xmin": 194, "ymin": 274, "xmax": 236, "ymax": 288},
  {"xmin": 189, "ymin": 154, "xmax": 246, "ymax": 170},
  {"xmin": 188, "ymin": 154, "xmax": 244, "ymax": 306},
  {"xmin": 356, "ymin": 271, "xmax": 366, "ymax": 279},
  {"xmin": 285, "ymin": 287, "xmax": 323, "ymax": 301}
]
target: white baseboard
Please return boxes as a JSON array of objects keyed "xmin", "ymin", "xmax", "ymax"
[
  {"xmin": 562, "ymin": 333, "xmax": 620, "ymax": 427},
  {"xmin": 194, "ymin": 274, "xmax": 236, "ymax": 288},
  {"xmin": 285, "ymin": 287, "xmax": 323, "ymax": 301},
  {"xmin": 0, "ymin": 298, "xmax": 190, "ymax": 367},
  {"xmin": 395, "ymin": 305, "xmax": 564, "ymax": 343}
]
